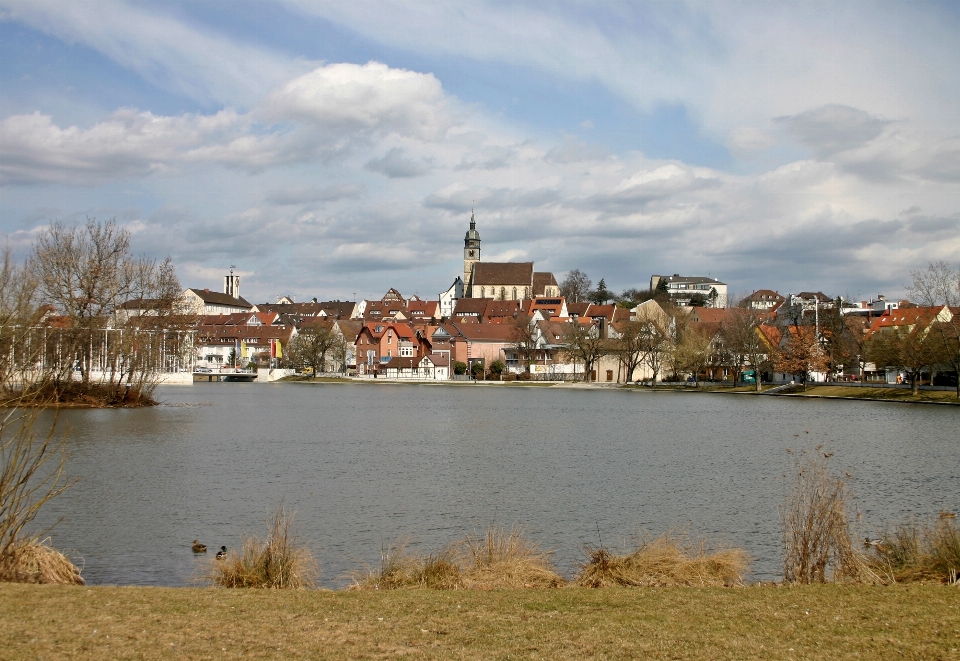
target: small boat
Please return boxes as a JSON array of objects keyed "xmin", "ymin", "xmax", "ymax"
[
  {"xmin": 191, "ymin": 540, "xmax": 207, "ymax": 553},
  {"xmin": 216, "ymin": 546, "xmax": 228, "ymax": 560}
]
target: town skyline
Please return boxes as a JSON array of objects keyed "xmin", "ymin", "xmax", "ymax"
[{"xmin": 2, "ymin": 2, "xmax": 959, "ymax": 303}]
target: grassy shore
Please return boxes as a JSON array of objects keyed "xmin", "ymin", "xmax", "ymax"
[
  {"xmin": 3, "ymin": 583, "xmax": 959, "ymax": 660},
  {"xmin": 784, "ymin": 384, "xmax": 960, "ymax": 405}
]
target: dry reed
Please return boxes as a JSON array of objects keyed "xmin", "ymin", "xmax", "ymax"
[
  {"xmin": 349, "ymin": 538, "xmax": 462, "ymax": 590},
  {"xmin": 780, "ymin": 450, "xmax": 881, "ymax": 584},
  {"xmin": 575, "ymin": 532, "xmax": 749, "ymax": 587},
  {"xmin": 868, "ymin": 518, "xmax": 960, "ymax": 583},
  {"xmin": 458, "ymin": 525, "xmax": 565, "ymax": 589},
  {"xmin": 0, "ymin": 538, "xmax": 83, "ymax": 585},
  {"xmin": 207, "ymin": 505, "xmax": 318, "ymax": 589},
  {"xmin": 349, "ymin": 525, "xmax": 564, "ymax": 590}
]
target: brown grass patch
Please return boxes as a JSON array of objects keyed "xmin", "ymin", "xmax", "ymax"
[
  {"xmin": 348, "ymin": 538, "xmax": 463, "ymax": 590},
  {"xmin": 575, "ymin": 532, "xmax": 749, "ymax": 587},
  {"xmin": 0, "ymin": 538, "xmax": 83, "ymax": 585},
  {"xmin": 349, "ymin": 525, "xmax": 564, "ymax": 590},
  {"xmin": 868, "ymin": 518, "xmax": 960, "ymax": 583},
  {"xmin": 206, "ymin": 505, "xmax": 318, "ymax": 589}
]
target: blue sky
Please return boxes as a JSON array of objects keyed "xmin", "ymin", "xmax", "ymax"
[{"xmin": 2, "ymin": 1, "xmax": 959, "ymax": 303}]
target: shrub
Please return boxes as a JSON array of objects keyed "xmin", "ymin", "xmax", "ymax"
[
  {"xmin": 453, "ymin": 361, "xmax": 467, "ymax": 375},
  {"xmin": 575, "ymin": 532, "xmax": 749, "ymax": 587},
  {"xmin": 489, "ymin": 360, "xmax": 505, "ymax": 378},
  {"xmin": 780, "ymin": 449, "xmax": 880, "ymax": 584},
  {"xmin": 470, "ymin": 361, "xmax": 485, "ymax": 378},
  {"xmin": 207, "ymin": 505, "xmax": 318, "ymax": 589}
]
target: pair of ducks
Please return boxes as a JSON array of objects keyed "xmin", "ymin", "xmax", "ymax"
[{"xmin": 192, "ymin": 540, "xmax": 227, "ymax": 559}]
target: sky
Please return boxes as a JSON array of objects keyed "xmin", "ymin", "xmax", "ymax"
[{"xmin": 1, "ymin": 1, "xmax": 959, "ymax": 304}]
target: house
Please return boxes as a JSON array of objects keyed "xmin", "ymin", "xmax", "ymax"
[
  {"xmin": 195, "ymin": 312, "xmax": 294, "ymax": 366},
  {"xmin": 742, "ymin": 290, "xmax": 785, "ymax": 311},
  {"xmin": 649, "ymin": 274, "xmax": 728, "ymax": 308},
  {"xmin": 438, "ymin": 277, "xmax": 464, "ymax": 319},
  {"xmin": 382, "ymin": 353, "xmax": 450, "ymax": 380},
  {"xmin": 354, "ymin": 322, "xmax": 427, "ymax": 375},
  {"xmin": 179, "ymin": 288, "xmax": 253, "ymax": 316}
]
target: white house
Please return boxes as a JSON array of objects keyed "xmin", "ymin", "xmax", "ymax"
[{"xmin": 650, "ymin": 274, "xmax": 728, "ymax": 308}]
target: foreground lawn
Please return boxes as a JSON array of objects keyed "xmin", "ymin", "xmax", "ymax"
[{"xmin": 2, "ymin": 584, "xmax": 959, "ymax": 660}]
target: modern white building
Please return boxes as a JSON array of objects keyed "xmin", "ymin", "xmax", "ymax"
[{"xmin": 649, "ymin": 274, "xmax": 728, "ymax": 308}]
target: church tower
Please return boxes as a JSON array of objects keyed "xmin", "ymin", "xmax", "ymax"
[{"xmin": 463, "ymin": 210, "xmax": 480, "ymax": 296}]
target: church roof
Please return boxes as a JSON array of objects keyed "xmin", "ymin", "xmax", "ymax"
[
  {"xmin": 473, "ymin": 262, "xmax": 534, "ymax": 286},
  {"xmin": 533, "ymin": 272, "xmax": 558, "ymax": 295}
]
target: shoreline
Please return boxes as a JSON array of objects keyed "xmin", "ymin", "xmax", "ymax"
[{"xmin": 276, "ymin": 377, "xmax": 960, "ymax": 405}]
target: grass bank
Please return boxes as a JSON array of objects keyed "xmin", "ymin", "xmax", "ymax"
[
  {"xmin": 3, "ymin": 583, "xmax": 958, "ymax": 660},
  {"xmin": 784, "ymin": 385, "xmax": 960, "ymax": 405}
]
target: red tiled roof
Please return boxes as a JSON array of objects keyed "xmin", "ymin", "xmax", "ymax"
[{"xmin": 472, "ymin": 262, "xmax": 534, "ymax": 286}]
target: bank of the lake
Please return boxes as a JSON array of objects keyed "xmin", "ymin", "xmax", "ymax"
[{"xmin": 3, "ymin": 583, "xmax": 958, "ymax": 660}]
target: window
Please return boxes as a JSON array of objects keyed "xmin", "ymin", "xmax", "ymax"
[
  {"xmin": 500, "ymin": 287, "xmax": 506, "ymax": 300},
  {"xmin": 480, "ymin": 287, "xmax": 485, "ymax": 297},
  {"xmin": 400, "ymin": 346, "xmax": 414, "ymax": 357},
  {"xmin": 512, "ymin": 287, "xmax": 517, "ymax": 299}
]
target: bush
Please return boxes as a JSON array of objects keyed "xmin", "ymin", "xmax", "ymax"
[
  {"xmin": 780, "ymin": 449, "xmax": 880, "ymax": 584},
  {"xmin": 470, "ymin": 362, "xmax": 485, "ymax": 378},
  {"xmin": 489, "ymin": 360, "xmax": 505, "ymax": 378},
  {"xmin": 207, "ymin": 505, "xmax": 318, "ymax": 589},
  {"xmin": 0, "ymin": 538, "xmax": 83, "ymax": 585},
  {"xmin": 349, "ymin": 539, "xmax": 462, "ymax": 590},
  {"xmin": 453, "ymin": 361, "xmax": 467, "ymax": 375},
  {"xmin": 575, "ymin": 532, "xmax": 749, "ymax": 588}
]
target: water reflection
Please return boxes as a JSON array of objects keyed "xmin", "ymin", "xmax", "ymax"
[{"xmin": 33, "ymin": 382, "xmax": 960, "ymax": 586}]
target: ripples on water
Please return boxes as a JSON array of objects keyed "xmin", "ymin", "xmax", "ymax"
[{"xmin": 32, "ymin": 382, "xmax": 960, "ymax": 586}]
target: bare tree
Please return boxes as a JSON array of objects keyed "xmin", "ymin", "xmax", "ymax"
[
  {"xmin": 28, "ymin": 218, "xmax": 183, "ymax": 404},
  {"xmin": 287, "ymin": 322, "xmax": 342, "ymax": 376},
  {"xmin": 722, "ymin": 309, "xmax": 775, "ymax": 391},
  {"xmin": 560, "ymin": 270, "xmax": 592, "ymax": 303},
  {"xmin": 561, "ymin": 321, "xmax": 608, "ymax": 381},
  {"xmin": 674, "ymin": 325, "xmax": 713, "ymax": 385},
  {"xmin": 908, "ymin": 261, "xmax": 960, "ymax": 397},
  {"xmin": 867, "ymin": 325, "xmax": 942, "ymax": 395},
  {"xmin": 509, "ymin": 315, "xmax": 538, "ymax": 374}
]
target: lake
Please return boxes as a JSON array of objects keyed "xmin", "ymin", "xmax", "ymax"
[{"xmin": 32, "ymin": 382, "xmax": 960, "ymax": 587}]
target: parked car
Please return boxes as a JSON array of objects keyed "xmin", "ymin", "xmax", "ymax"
[{"xmin": 195, "ymin": 366, "xmax": 212, "ymax": 373}]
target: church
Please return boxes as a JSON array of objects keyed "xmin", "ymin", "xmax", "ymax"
[{"xmin": 461, "ymin": 211, "xmax": 560, "ymax": 300}]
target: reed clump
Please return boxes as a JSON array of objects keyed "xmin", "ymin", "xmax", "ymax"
[
  {"xmin": 350, "ymin": 525, "xmax": 564, "ymax": 590},
  {"xmin": 780, "ymin": 449, "xmax": 881, "ymax": 584},
  {"xmin": 459, "ymin": 525, "xmax": 565, "ymax": 589},
  {"xmin": 349, "ymin": 539, "xmax": 463, "ymax": 590},
  {"xmin": 867, "ymin": 518, "xmax": 960, "ymax": 583},
  {"xmin": 575, "ymin": 532, "xmax": 749, "ymax": 587},
  {"xmin": 207, "ymin": 505, "xmax": 318, "ymax": 589},
  {"xmin": 0, "ymin": 538, "xmax": 83, "ymax": 585}
]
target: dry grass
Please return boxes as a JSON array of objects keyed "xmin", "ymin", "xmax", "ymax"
[
  {"xmin": 576, "ymin": 532, "xmax": 749, "ymax": 587},
  {"xmin": 4, "ymin": 582, "xmax": 960, "ymax": 660},
  {"xmin": 350, "ymin": 525, "xmax": 564, "ymax": 590},
  {"xmin": 0, "ymin": 538, "xmax": 83, "ymax": 585},
  {"xmin": 868, "ymin": 518, "xmax": 960, "ymax": 583},
  {"xmin": 349, "ymin": 538, "xmax": 463, "ymax": 590},
  {"xmin": 781, "ymin": 450, "xmax": 881, "ymax": 584},
  {"xmin": 206, "ymin": 505, "xmax": 319, "ymax": 589},
  {"xmin": 797, "ymin": 385, "xmax": 960, "ymax": 404},
  {"xmin": 458, "ymin": 525, "xmax": 565, "ymax": 589}
]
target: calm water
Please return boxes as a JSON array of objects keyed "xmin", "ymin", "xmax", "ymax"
[{"xmin": 33, "ymin": 382, "xmax": 960, "ymax": 586}]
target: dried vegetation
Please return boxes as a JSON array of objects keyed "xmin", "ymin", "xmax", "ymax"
[
  {"xmin": 576, "ymin": 532, "xmax": 749, "ymax": 587},
  {"xmin": 207, "ymin": 505, "xmax": 319, "ymax": 589},
  {"xmin": 867, "ymin": 518, "xmax": 960, "ymax": 584}
]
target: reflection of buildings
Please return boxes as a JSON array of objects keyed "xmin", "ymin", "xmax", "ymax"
[{"xmin": 461, "ymin": 211, "xmax": 560, "ymax": 300}]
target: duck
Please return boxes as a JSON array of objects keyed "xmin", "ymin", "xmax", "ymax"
[
  {"xmin": 191, "ymin": 540, "xmax": 207, "ymax": 553},
  {"xmin": 940, "ymin": 510, "xmax": 957, "ymax": 519},
  {"xmin": 216, "ymin": 546, "xmax": 228, "ymax": 560}
]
